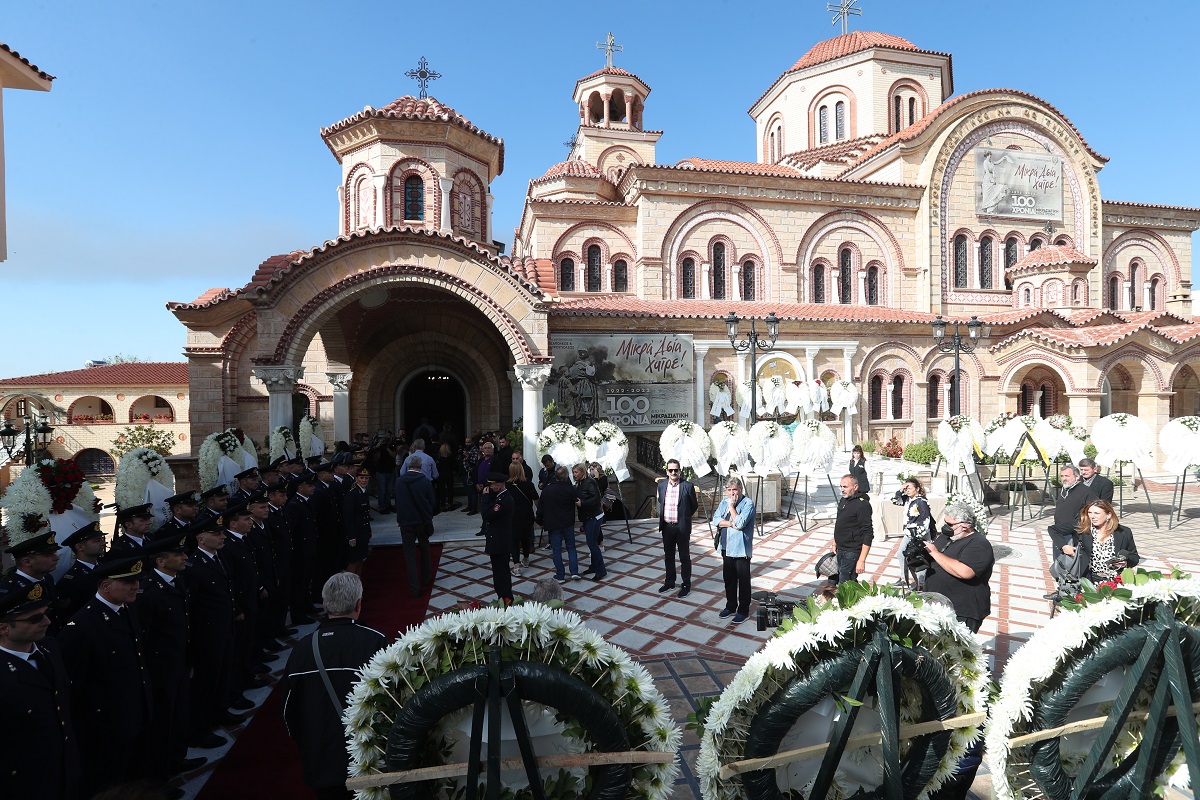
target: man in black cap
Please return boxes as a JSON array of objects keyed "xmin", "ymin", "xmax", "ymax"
[
  {"xmin": 0, "ymin": 583, "xmax": 80, "ymax": 800},
  {"xmin": 57, "ymin": 521, "xmax": 107, "ymax": 624},
  {"xmin": 265, "ymin": 481, "xmax": 296, "ymax": 638},
  {"xmin": 138, "ymin": 531, "xmax": 207, "ymax": 778},
  {"xmin": 180, "ymin": 516, "xmax": 240, "ymax": 747},
  {"xmin": 160, "ymin": 491, "xmax": 201, "ymax": 533},
  {"xmin": 222, "ymin": 502, "xmax": 269, "ymax": 696},
  {"xmin": 310, "ymin": 462, "xmax": 344, "ymax": 595},
  {"xmin": 194, "ymin": 484, "xmax": 230, "ymax": 528},
  {"xmin": 259, "ymin": 456, "xmax": 285, "ymax": 489},
  {"xmin": 480, "ymin": 470, "xmax": 515, "ymax": 602},
  {"xmin": 0, "ymin": 527, "xmax": 60, "ymax": 627},
  {"xmin": 110, "ymin": 503, "xmax": 157, "ymax": 555},
  {"xmin": 246, "ymin": 492, "xmax": 283, "ymax": 653},
  {"xmin": 285, "ymin": 474, "xmax": 320, "ymax": 625},
  {"xmin": 343, "ymin": 465, "xmax": 374, "ymax": 576},
  {"xmin": 57, "ymin": 556, "xmax": 154, "ymax": 796},
  {"xmin": 284, "ymin": 456, "xmax": 306, "ymax": 493},
  {"xmin": 232, "ymin": 466, "xmax": 261, "ymax": 503}
]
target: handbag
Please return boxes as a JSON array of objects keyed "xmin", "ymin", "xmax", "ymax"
[
  {"xmin": 815, "ymin": 552, "xmax": 838, "ymax": 579},
  {"xmin": 1051, "ymin": 547, "xmax": 1086, "ymax": 583}
]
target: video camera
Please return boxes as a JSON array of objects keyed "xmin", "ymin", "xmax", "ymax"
[
  {"xmin": 756, "ymin": 592, "xmax": 798, "ymax": 631},
  {"xmin": 902, "ymin": 525, "xmax": 934, "ymax": 574}
]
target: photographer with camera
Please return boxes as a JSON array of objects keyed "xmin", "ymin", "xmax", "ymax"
[
  {"xmin": 893, "ymin": 478, "xmax": 933, "ymax": 589},
  {"xmin": 922, "ymin": 504, "xmax": 994, "ymax": 633},
  {"xmin": 1059, "ymin": 499, "xmax": 1139, "ymax": 582}
]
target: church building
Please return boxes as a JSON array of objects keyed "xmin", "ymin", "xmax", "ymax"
[{"xmin": 170, "ymin": 28, "xmax": 1200, "ymax": 469}]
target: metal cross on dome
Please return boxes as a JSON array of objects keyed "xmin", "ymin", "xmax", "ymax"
[
  {"xmin": 827, "ymin": 0, "xmax": 862, "ymax": 35},
  {"xmin": 405, "ymin": 56, "xmax": 441, "ymax": 99},
  {"xmin": 596, "ymin": 32, "xmax": 623, "ymax": 69}
]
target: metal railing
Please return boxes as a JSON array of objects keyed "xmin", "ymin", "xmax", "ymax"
[{"xmin": 635, "ymin": 435, "xmax": 661, "ymax": 471}]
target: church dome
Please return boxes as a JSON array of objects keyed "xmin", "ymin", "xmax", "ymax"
[
  {"xmin": 1007, "ymin": 245, "xmax": 1097, "ymax": 276},
  {"xmin": 320, "ymin": 95, "xmax": 501, "ymax": 145},
  {"xmin": 787, "ymin": 31, "xmax": 932, "ymax": 72},
  {"xmin": 534, "ymin": 159, "xmax": 607, "ymax": 182}
]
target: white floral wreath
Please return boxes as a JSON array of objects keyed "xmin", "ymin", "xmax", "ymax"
[
  {"xmin": 748, "ymin": 420, "xmax": 792, "ymax": 473},
  {"xmin": 829, "ymin": 380, "xmax": 858, "ymax": 417},
  {"xmin": 985, "ymin": 571, "xmax": 1200, "ymax": 799},
  {"xmin": 697, "ymin": 588, "xmax": 988, "ymax": 800},
  {"xmin": 709, "ymin": 421, "xmax": 751, "ymax": 475},
  {"xmin": 1091, "ymin": 413, "xmax": 1155, "ymax": 472},
  {"xmin": 270, "ymin": 425, "xmax": 297, "ymax": 462},
  {"xmin": 584, "ymin": 421, "xmax": 630, "ymax": 481},
  {"xmin": 1160, "ymin": 416, "xmax": 1200, "ymax": 473},
  {"xmin": 937, "ymin": 415, "xmax": 985, "ymax": 476},
  {"xmin": 790, "ymin": 419, "xmax": 838, "ymax": 476},
  {"xmin": 537, "ymin": 422, "xmax": 586, "ymax": 468},
  {"xmin": 0, "ymin": 459, "xmax": 99, "ymax": 552},
  {"xmin": 1033, "ymin": 413, "xmax": 1087, "ymax": 465},
  {"xmin": 344, "ymin": 603, "xmax": 681, "ymax": 799},
  {"xmin": 115, "ymin": 447, "xmax": 176, "ymax": 509},
  {"xmin": 659, "ymin": 419, "xmax": 712, "ymax": 477},
  {"xmin": 300, "ymin": 416, "xmax": 325, "ymax": 460}
]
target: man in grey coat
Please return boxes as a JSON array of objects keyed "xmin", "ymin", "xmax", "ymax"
[{"xmin": 395, "ymin": 460, "xmax": 436, "ymax": 598}]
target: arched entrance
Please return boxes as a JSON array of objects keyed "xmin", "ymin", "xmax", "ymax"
[{"xmin": 398, "ymin": 370, "xmax": 468, "ymax": 442}]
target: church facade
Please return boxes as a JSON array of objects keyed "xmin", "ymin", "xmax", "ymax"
[{"xmin": 171, "ymin": 30, "xmax": 1200, "ymax": 467}]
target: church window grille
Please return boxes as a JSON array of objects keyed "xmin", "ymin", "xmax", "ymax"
[
  {"xmin": 1020, "ymin": 384, "xmax": 1031, "ymax": 414},
  {"xmin": 908, "ymin": 96, "xmax": 917, "ymax": 126},
  {"xmin": 927, "ymin": 375, "xmax": 940, "ymax": 418},
  {"xmin": 712, "ymin": 243, "xmax": 726, "ymax": 300},
  {"xmin": 1129, "ymin": 262, "xmax": 1141, "ymax": 308},
  {"xmin": 819, "ymin": 106, "xmax": 829, "ymax": 144},
  {"xmin": 1072, "ymin": 282, "xmax": 1081, "ymax": 303},
  {"xmin": 839, "ymin": 248, "xmax": 852, "ymax": 303},
  {"xmin": 586, "ymin": 246, "xmax": 602, "ymax": 292},
  {"xmin": 812, "ymin": 265, "xmax": 825, "ymax": 303},
  {"xmin": 1039, "ymin": 384, "xmax": 1051, "ymax": 417},
  {"xmin": 953, "ymin": 235, "xmax": 968, "ymax": 289},
  {"xmin": 613, "ymin": 260, "xmax": 628, "ymax": 293},
  {"xmin": 867, "ymin": 265, "xmax": 879, "ymax": 305},
  {"xmin": 1004, "ymin": 236, "xmax": 1018, "ymax": 290},
  {"xmin": 1022, "ymin": 287, "xmax": 1032, "ymax": 306},
  {"xmin": 891, "ymin": 376, "xmax": 905, "ymax": 420},
  {"xmin": 769, "ymin": 131, "xmax": 776, "ymax": 162},
  {"xmin": 742, "ymin": 260, "xmax": 755, "ymax": 300},
  {"xmin": 1150, "ymin": 277, "xmax": 1160, "ymax": 311},
  {"xmin": 404, "ymin": 176, "xmax": 424, "ymax": 221},
  {"xmin": 979, "ymin": 236, "xmax": 993, "ymax": 289},
  {"xmin": 682, "ymin": 258, "xmax": 696, "ymax": 298},
  {"xmin": 1029, "ymin": 237, "xmax": 1043, "ymax": 251},
  {"xmin": 869, "ymin": 375, "xmax": 883, "ymax": 420},
  {"xmin": 559, "ymin": 258, "xmax": 575, "ymax": 291},
  {"xmin": 835, "ymin": 101, "xmax": 846, "ymax": 140},
  {"xmin": 893, "ymin": 95, "xmax": 902, "ymax": 133},
  {"xmin": 1109, "ymin": 276, "xmax": 1120, "ymax": 310}
]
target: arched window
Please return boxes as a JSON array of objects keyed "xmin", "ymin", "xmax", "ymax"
[
  {"xmin": 742, "ymin": 260, "xmax": 755, "ymax": 301},
  {"xmin": 354, "ymin": 175, "xmax": 373, "ymax": 230},
  {"xmin": 613, "ymin": 259, "xmax": 628, "ymax": 293},
  {"xmin": 1055, "ymin": 236, "xmax": 1070, "ymax": 247},
  {"xmin": 953, "ymin": 235, "xmax": 968, "ymax": 289},
  {"xmin": 835, "ymin": 101, "xmax": 846, "ymax": 140},
  {"xmin": 769, "ymin": 131, "xmax": 776, "ymax": 162},
  {"xmin": 1023, "ymin": 286, "xmax": 1032, "ymax": 306},
  {"xmin": 1029, "ymin": 237, "xmax": 1043, "ymax": 251},
  {"xmin": 812, "ymin": 264, "xmax": 825, "ymax": 303},
  {"xmin": 1129, "ymin": 262, "xmax": 1141, "ymax": 309},
  {"xmin": 1150, "ymin": 277, "xmax": 1160, "ymax": 311},
  {"xmin": 559, "ymin": 258, "xmax": 575, "ymax": 291},
  {"xmin": 839, "ymin": 248, "xmax": 852, "ymax": 303},
  {"xmin": 869, "ymin": 375, "xmax": 883, "ymax": 420},
  {"xmin": 404, "ymin": 175, "xmax": 424, "ymax": 221},
  {"xmin": 1109, "ymin": 276, "xmax": 1120, "ymax": 310},
  {"xmin": 586, "ymin": 245, "xmax": 602, "ymax": 292},
  {"xmin": 927, "ymin": 375, "xmax": 940, "ymax": 419},
  {"xmin": 978, "ymin": 236, "xmax": 993, "ymax": 289},
  {"xmin": 891, "ymin": 376, "xmax": 905, "ymax": 420},
  {"xmin": 819, "ymin": 106, "xmax": 829, "ymax": 144},
  {"xmin": 893, "ymin": 95, "xmax": 902, "ymax": 133},
  {"xmin": 1072, "ymin": 281, "xmax": 1081, "ymax": 304},
  {"xmin": 682, "ymin": 258, "xmax": 696, "ymax": 299},
  {"xmin": 712, "ymin": 243, "xmax": 726, "ymax": 300},
  {"xmin": 1004, "ymin": 236, "xmax": 1018, "ymax": 290},
  {"xmin": 908, "ymin": 96, "xmax": 917, "ymax": 126},
  {"xmin": 866, "ymin": 265, "xmax": 879, "ymax": 305},
  {"xmin": 1039, "ymin": 383, "xmax": 1051, "ymax": 417},
  {"xmin": 1020, "ymin": 384, "xmax": 1031, "ymax": 414}
]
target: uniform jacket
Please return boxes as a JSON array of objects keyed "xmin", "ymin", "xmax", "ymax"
[
  {"xmin": 248, "ymin": 522, "xmax": 278, "ymax": 592},
  {"xmin": 135, "ymin": 569, "xmax": 190, "ymax": 678},
  {"xmin": 480, "ymin": 488, "xmax": 514, "ymax": 555},
  {"xmin": 833, "ymin": 492, "xmax": 875, "ymax": 550},
  {"xmin": 282, "ymin": 618, "xmax": 388, "ymax": 789},
  {"xmin": 658, "ymin": 479, "xmax": 699, "ymax": 535},
  {"xmin": 267, "ymin": 504, "xmax": 294, "ymax": 584},
  {"xmin": 181, "ymin": 549, "xmax": 238, "ymax": 645},
  {"xmin": 56, "ymin": 560, "xmax": 98, "ymax": 623},
  {"xmin": 222, "ymin": 532, "xmax": 261, "ymax": 617},
  {"xmin": 342, "ymin": 484, "xmax": 373, "ymax": 543},
  {"xmin": 109, "ymin": 533, "xmax": 148, "ymax": 555},
  {"xmin": 0, "ymin": 638, "xmax": 79, "ymax": 800},
  {"xmin": 284, "ymin": 495, "xmax": 319, "ymax": 556}
]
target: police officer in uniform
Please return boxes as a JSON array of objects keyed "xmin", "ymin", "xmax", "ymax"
[
  {"xmin": 343, "ymin": 465, "xmax": 373, "ymax": 576},
  {"xmin": 222, "ymin": 501, "xmax": 268, "ymax": 696},
  {"xmin": 57, "ymin": 520, "xmax": 106, "ymax": 623},
  {"xmin": 266, "ymin": 481, "xmax": 296, "ymax": 637},
  {"xmin": 231, "ymin": 467, "xmax": 261, "ymax": 503},
  {"xmin": 245, "ymin": 492, "xmax": 283, "ymax": 653},
  {"xmin": 110, "ymin": 502, "xmax": 156, "ymax": 555},
  {"xmin": 58, "ymin": 556, "xmax": 154, "ymax": 796},
  {"xmin": 160, "ymin": 491, "xmax": 201, "ymax": 533},
  {"xmin": 0, "ymin": 528, "xmax": 60, "ymax": 630},
  {"xmin": 480, "ymin": 471, "xmax": 515, "ymax": 602},
  {"xmin": 0, "ymin": 583, "xmax": 80, "ymax": 800},
  {"xmin": 285, "ymin": 474, "xmax": 320, "ymax": 625},
  {"xmin": 194, "ymin": 484, "xmax": 230, "ymax": 528}
]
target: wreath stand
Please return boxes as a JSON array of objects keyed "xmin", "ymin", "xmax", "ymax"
[
  {"xmin": 1107, "ymin": 461, "xmax": 1161, "ymax": 530},
  {"xmin": 1007, "ymin": 432, "xmax": 1051, "ymax": 527},
  {"xmin": 1168, "ymin": 470, "xmax": 1196, "ymax": 530},
  {"xmin": 607, "ymin": 471, "xmax": 634, "ymax": 544},
  {"xmin": 346, "ymin": 646, "xmax": 674, "ymax": 799},
  {"xmin": 933, "ymin": 454, "xmax": 988, "ymax": 508}
]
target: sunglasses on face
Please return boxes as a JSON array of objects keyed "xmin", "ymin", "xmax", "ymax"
[
  {"xmin": 11, "ymin": 610, "xmax": 49, "ymax": 624},
  {"xmin": 666, "ymin": 469, "xmax": 680, "ymax": 474}
]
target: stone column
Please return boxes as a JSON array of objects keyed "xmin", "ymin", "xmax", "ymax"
[
  {"xmin": 337, "ymin": 184, "xmax": 347, "ymax": 237},
  {"xmin": 1144, "ymin": 283, "xmax": 1153, "ymax": 311},
  {"xmin": 831, "ymin": 268, "xmax": 841, "ymax": 302},
  {"xmin": 514, "ymin": 364, "xmax": 552, "ymax": 466},
  {"xmin": 602, "ymin": 92, "xmax": 612, "ymax": 126},
  {"xmin": 372, "ymin": 174, "xmax": 387, "ymax": 229},
  {"xmin": 438, "ymin": 177, "xmax": 454, "ymax": 233},
  {"xmin": 943, "ymin": 385, "xmax": 953, "ymax": 420},
  {"xmin": 1065, "ymin": 392, "xmax": 1098, "ymax": 432},
  {"xmin": 841, "ymin": 346, "xmax": 856, "ymax": 449},
  {"xmin": 857, "ymin": 270, "xmax": 866, "ymax": 303},
  {"xmin": 701, "ymin": 261, "xmax": 710, "ymax": 300},
  {"xmin": 252, "ymin": 366, "xmax": 304, "ymax": 440},
  {"xmin": 485, "ymin": 192, "xmax": 494, "ymax": 244},
  {"xmin": 694, "ymin": 344, "xmax": 710, "ymax": 423},
  {"xmin": 326, "ymin": 372, "xmax": 353, "ymax": 444},
  {"xmin": 1139, "ymin": 390, "xmax": 1174, "ymax": 466},
  {"xmin": 1123, "ymin": 280, "xmax": 1132, "ymax": 310}
]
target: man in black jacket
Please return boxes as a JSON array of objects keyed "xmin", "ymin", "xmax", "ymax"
[
  {"xmin": 160, "ymin": 491, "xmax": 200, "ymax": 533},
  {"xmin": 285, "ymin": 476, "xmax": 320, "ymax": 624},
  {"xmin": 193, "ymin": 485, "xmax": 230, "ymax": 528},
  {"xmin": 310, "ymin": 463, "xmax": 344, "ymax": 594},
  {"xmin": 1049, "ymin": 464, "xmax": 1096, "ymax": 552},
  {"xmin": 110, "ymin": 503, "xmax": 156, "ymax": 555},
  {"xmin": 1078, "ymin": 458, "xmax": 1115, "ymax": 502},
  {"xmin": 395, "ymin": 460, "xmax": 436, "ymax": 597},
  {"xmin": 282, "ymin": 572, "xmax": 388, "ymax": 800},
  {"xmin": 573, "ymin": 463, "xmax": 607, "ymax": 580},
  {"xmin": 481, "ymin": 471, "xmax": 515, "ymax": 602},
  {"xmin": 223, "ymin": 503, "xmax": 268, "ymax": 694},
  {"xmin": 832, "ymin": 474, "xmax": 873, "ymax": 584},
  {"xmin": 0, "ymin": 528, "xmax": 60, "ymax": 630},
  {"xmin": 58, "ymin": 556, "xmax": 154, "ymax": 797},
  {"xmin": 657, "ymin": 459, "xmax": 699, "ymax": 598},
  {"xmin": 266, "ymin": 481, "xmax": 296, "ymax": 636},
  {"xmin": 538, "ymin": 467, "xmax": 581, "ymax": 582},
  {"xmin": 57, "ymin": 521, "xmax": 106, "ymax": 625}
]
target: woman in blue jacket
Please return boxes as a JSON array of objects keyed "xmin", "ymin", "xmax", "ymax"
[{"xmin": 713, "ymin": 476, "xmax": 756, "ymax": 623}]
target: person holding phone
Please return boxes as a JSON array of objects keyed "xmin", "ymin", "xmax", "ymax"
[{"xmin": 1060, "ymin": 499, "xmax": 1139, "ymax": 583}]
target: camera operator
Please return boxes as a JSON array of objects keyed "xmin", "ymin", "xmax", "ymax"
[
  {"xmin": 922, "ymin": 504, "xmax": 994, "ymax": 633},
  {"xmin": 893, "ymin": 478, "xmax": 932, "ymax": 589}
]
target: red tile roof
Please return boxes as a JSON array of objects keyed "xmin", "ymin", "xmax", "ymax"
[
  {"xmin": 0, "ymin": 42, "xmax": 55, "ymax": 82},
  {"xmin": 531, "ymin": 159, "xmax": 610, "ymax": 184},
  {"xmin": 838, "ymin": 89, "xmax": 1107, "ymax": 176},
  {"xmin": 788, "ymin": 31, "xmax": 939, "ymax": 72},
  {"xmin": 780, "ymin": 135, "xmax": 887, "ymax": 170},
  {"xmin": 575, "ymin": 66, "xmax": 650, "ymax": 90},
  {"xmin": 1009, "ymin": 244, "xmax": 1096, "ymax": 271},
  {"xmin": 0, "ymin": 363, "xmax": 188, "ymax": 387},
  {"xmin": 991, "ymin": 317, "xmax": 1200, "ymax": 351},
  {"xmin": 550, "ymin": 296, "xmax": 939, "ymax": 324},
  {"xmin": 320, "ymin": 96, "xmax": 503, "ymax": 168},
  {"xmin": 1102, "ymin": 199, "xmax": 1200, "ymax": 214},
  {"xmin": 675, "ymin": 158, "xmax": 804, "ymax": 178}
]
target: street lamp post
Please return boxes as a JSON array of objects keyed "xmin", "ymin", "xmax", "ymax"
[
  {"xmin": 0, "ymin": 413, "xmax": 55, "ymax": 466},
  {"xmin": 724, "ymin": 311, "xmax": 781, "ymax": 425},
  {"xmin": 929, "ymin": 315, "xmax": 983, "ymax": 417}
]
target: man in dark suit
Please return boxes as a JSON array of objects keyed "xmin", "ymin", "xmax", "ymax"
[
  {"xmin": 231, "ymin": 466, "xmax": 262, "ymax": 503},
  {"xmin": 222, "ymin": 502, "xmax": 269, "ymax": 696},
  {"xmin": 1078, "ymin": 458, "xmax": 1115, "ymax": 502},
  {"xmin": 193, "ymin": 484, "xmax": 230, "ymax": 527},
  {"xmin": 657, "ymin": 459, "xmax": 700, "ymax": 598},
  {"xmin": 1049, "ymin": 464, "xmax": 1096, "ymax": 552},
  {"xmin": 311, "ymin": 462, "xmax": 344, "ymax": 591},
  {"xmin": 480, "ymin": 471, "xmax": 515, "ymax": 602},
  {"xmin": 57, "ymin": 556, "xmax": 154, "ymax": 797},
  {"xmin": 160, "ymin": 491, "xmax": 201, "ymax": 533},
  {"xmin": 343, "ymin": 466, "xmax": 374, "ymax": 575},
  {"xmin": 246, "ymin": 492, "xmax": 283, "ymax": 652},
  {"xmin": 56, "ymin": 521, "xmax": 106, "ymax": 624},
  {"xmin": 110, "ymin": 503, "xmax": 157, "ymax": 555},
  {"xmin": 0, "ymin": 583, "xmax": 80, "ymax": 800},
  {"xmin": 138, "ymin": 531, "xmax": 207, "ymax": 779},
  {"xmin": 395, "ymin": 460, "xmax": 434, "ymax": 596},
  {"xmin": 180, "ymin": 517, "xmax": 240, "ymax": 747},
  {"xmin": 285, "ymin": 475, "xmax": 320, "ymax": 624},
  {"xmin": 0, "ymin": 528, "xmax": 60, "ymax": 629},
  {"xmin": 266, "ymin": 482, "xmax": 296, "ymax": 637}
]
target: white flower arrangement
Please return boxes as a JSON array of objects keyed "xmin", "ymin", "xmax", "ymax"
[
  {"xmin": 75, "ymin": 482, "xmax": 100, "ymax": 524},
  {"xmin": 748, "ymin": 420, "xmax": 792, "ymax": 473},
  {"xmin": 270, "ymin": 425, "xmax": 297, "ymax": 462},
  {"xmin": 537, "ymin": 422, "xmax": 586, "ymax": 469},
  {"xmin": 659, "ymin": 419, "xmax": 712, "ymax": 477},
  {"xmin": 709, "ymin": 378, "xmax": 737, "ymax": 419},
  {"xmin": 1091, "ymin": 414, "xmax": 1154, "ymax": 472},
  {"xmin": 809, "ymin": 379, "xmax": 830, "ymax": 414},
  {"xmin": 1032, "ymin": 414, "xmax": 1087, "ymax": 465},
  {"xmin": 299, "ymin": 416, "xmax": 325, "ymax": 460},
  {"xmin": 985, "ymin": 414, "xmax": 1045, "ymax": 465},
  {"xmin": 697, "ymin": 587, "xmax": 988, "ymax": 800},
  {"xmin": 584, "ymin": 421, "xmax": 630, "ymax": 481},
  {"xmin": 115, "ymin": 447, "xmax": 175, "ymax": 531},
  {"xmin": 0, "ymin": 466, "xmax": 53, "ymax": 546},
  {"xmin": 829, "ymin": 380, "xmax": 858, "ymax": 417},
  {"xmin": 985, "ymin": 570, "xmax": 1200, "ymax": 799},
  {"xmin": 344, "ymin": 602, "xmax": 681, "ymax": 800},
  {"xmin": 709, "ymin": 421, "xmax": 751, "ymax": 475},
  {"xmin": 199, "ymin": 429, "xmax": 247, "ymax": 490},
  {"xmin": 1160, "ymin": 416, "xmax": 1200, "ymax": 473},
  {"xmin": 790, "ymin": 419, "xmax": 838, "ymax": 476},
  {"xmin": 937, "ymin": 416, "xmax": 985, "ymax": 476}
]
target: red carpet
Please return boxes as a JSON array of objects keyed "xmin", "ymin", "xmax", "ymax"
[{"xmin": 195, "ymin": 544, "xmax": 442, "ymax": 799}]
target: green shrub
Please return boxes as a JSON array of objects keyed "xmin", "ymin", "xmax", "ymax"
[
  {"xmin": 859, "ymin": 440, "xmax": 877, "ymax": 454},
  {"xmin": 902, "ymin": 436, "xmax": 940, "ymax": 466},
  {"xmin": 1083, "ymin": 442, "xmax": 1098, "ymax": 459}
]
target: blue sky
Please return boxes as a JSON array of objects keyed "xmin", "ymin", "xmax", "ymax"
[{"xmin": 1, "ymin": 0, "xmax": 1197, "ymax": 377}]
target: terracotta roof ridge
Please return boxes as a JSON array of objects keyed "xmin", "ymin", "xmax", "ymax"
[
  {"xmin": 631, "ymin": 162, "xmax": 924, "ymax": 190},
  {"xmin": 320, "ymin": 95, "xmax": 502, "ymax": 146},
  {"xmin": 0, "ymin": 362, "xmax": 189, "ymax": 387},
  {"xmin": 1102, "ymin": 198, "xmax": 1200, "ymax": 214},
  {"xmin": 0, "ymin": 42, "xmax": 54, "ymax": 81},
  {"xmin": 575, "ymin": 66, "xmax": 651, "ymax": 88}
]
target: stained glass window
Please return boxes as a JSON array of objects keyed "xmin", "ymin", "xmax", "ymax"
[
  {"xmin": 613, "ymin": 260, "xmax": 628, "ymax": 293},
  {"xmin": 586, "ymin": 245, "xmax": 602, "ymax": 292},
  {"xmin": 682, "ymin": 258, "xmax": 695, "ymax": 298},
  {"xmin": 404, "ymin": 175, "xmax": 424, "ymax": 221},
  {"xmin": 712, "ymin": 243, "xmax": 726, "ymax": 300},
  {"xmin": 954, "ymin": 235, "xmax": 968, "ymax": 289}
]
